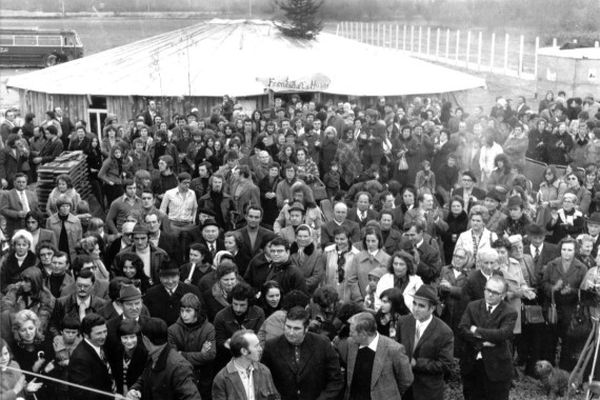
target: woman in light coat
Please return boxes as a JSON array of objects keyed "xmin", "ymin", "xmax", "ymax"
[
  {"xmin": 374, "ymin": 250, "xmax": 423, "ymax": 314},
  {"xmin": 455, "ymin": 206, "xmax": 498, "ymax": 263},
  {"xmin": 322, "ymin": 227, "xmax": 360, "ymax": 302}
]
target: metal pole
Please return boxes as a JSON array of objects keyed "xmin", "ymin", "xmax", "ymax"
[
  {"xmin": 455, "ymin": 29, "xmax": 460, "ymax": 65},
  {"xmin": 466, "ymin": 30, "xmax": 471, "ymax": 68},
  {"xmin": 403, "ymin": 25, "xmax": 407, "ymax": 51},
  {"xmin": 426, "ymin": 26, "xmax": 431, "ymax": 55},
  {"xmin": 534, "ymin": 36, "xmax": 540, "ymax": 78},
  {"xmin": 396, "ymin": 24, "xmax": 399, "ymax": 49},
  {"xmin": 445, "ymin": 28, "xmax": 450, "ymax": 59},
  {"xmin": 410, "ymin": 25, "xmax": 414, "ymax": 52},
  {"xmin": 490, "ymin": 32, "xmax": 496, "ymax": 72},
  {"xmin": 418, "ymin": 25, "xmax": 422, "ymax": 54}
]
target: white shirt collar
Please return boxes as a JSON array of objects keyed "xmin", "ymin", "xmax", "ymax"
[
  {"xmin": 360, "ymin": 333, "xmax": 380, "ymax": 351},
  {"xmin": 368, "ymin": 249, "xmax": 379, "ymax": 257},
  {"xmin": 415, "ymin": 238, "xmax": 424, "ymax": 248},
  {"xmin": 84, "ymin": 338, "xmax": 103, "ymax": 359},
  {"xmin": 530, "ymin": 243, "xmax": 543, "ymax": 252},
  {"xmin": 416, "ymin": 315, "xmax": 433, "ymax": 334},
  {"xmin": 77, "ymin": 296, "xmax": 91, "ymax": 309},
  {"xmin": 486, "ymin": 302, "xmax": 499, "ymax": 314}
]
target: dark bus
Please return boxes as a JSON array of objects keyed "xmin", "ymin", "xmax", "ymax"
[{"xmin": 0, "ymin": 28, "xmax": 84, "ymax": 68}]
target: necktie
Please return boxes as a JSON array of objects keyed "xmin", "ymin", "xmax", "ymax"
[
  {"xmin": 413, "ymin": 324, "xmax": 421, "ymax": 352},
  {"xmin": 487, "ymin": 305, "xmax": 493, "ymax": 315},
  {"xmin": 19, "ymin": 191, "xmax": 30, "ymax": 213},
  {"xmin": 361, "ymin": 211, "xmax": 366, "ymax": 221},
  {"xmin": 534, "ymin": 246, "xmax": 540, "ymax": 263},
  {"xmin": 210, "ymin": 243, "xmax": 216, "ymax": 257},
  {"xmin": 78, "ymin": 302, "xmax": 87, "ymax": 321},
  {"xmin": 100, "ymin": 348, "xmax": 117, "ymax": 394}
]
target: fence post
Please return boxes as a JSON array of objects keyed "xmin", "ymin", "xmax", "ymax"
[
  {"xmin": 336, "ymin": 23, "xmax": 339, "ymax": 36},
  {"xmin": 477, "ymin": 31, "xmax": 483, "ymax": 71},
  {"xmin": 360, "ymin": 22, "xmax": 364, "ymax": 42},
  {"xmin": 504, "ymin": 33, "xmax": 509, "ymax": 75},
  {"xmin": 381, "ymin": 24, "xmax": 385, "ymax": 47},
  {"xmin": 490, "ymin": 32, "xmax": 495, "ymax": 72},
  {"xmin": 371, "ymin": 23, "xmax": 375, "ymax": 45},
  {"xmin": 595, "ymin": 41, "xmax": 599, "ymax": 48},
  {"xmin": 403, "ymin": 25, "xmax": 407, "ymax": 51},
  {"xmin": 418, "ymin": 25, "xmax": 422, "ymax": 54},
  {"xmin": 466, "ymin": 30, "xmax": 471, "ymax": 68},
  {"xmin": 396, "ymin": 24, "xmax": 399, "ymax": 49},
  {"xmin": 445, "ymin": 28, "xmax": 450, "ymax": 59},
  {"xmin": 376, "ymin": 23, "xmax": 380, "ymax": 46},
  {"xmin": 427, "ymin": 26, "xmax": 431, "ymax": 55},
  {"xmin": 455, "ymin": 29, "xmax": 460, "ymax": 65},
  {"xmin": 518, "ymin": 34, "xmax": 524, "ymax": 77},
  {"xmin": 552, "ymin": 38, "xmax": 557, "ymax": 47},
  {"xmin": 436, "ymin": 28, "xmax": 440, "ymax": 60},
  {"xmin": 534, "ymin": 36, "xmax": 540, "ymax": 78},
  {"xmin": 410, "ymin": 25, "xmax": 415, "ymax": 52}
]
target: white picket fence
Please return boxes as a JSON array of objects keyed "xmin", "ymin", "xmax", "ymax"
[{"xmin": 334, "ymin": 22, "xmax": 599, "ymax": 82}]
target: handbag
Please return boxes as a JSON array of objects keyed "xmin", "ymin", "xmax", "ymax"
[
  {"xmin": 566, "ymin": 291, "xmax": 593, "ymax": 340},
  {"xmin": 309, "ymin": 178, "xmax": 327, "ymax": 201},
  {"xmin": 547, "ymin": 291, "xmax": 558, "ymax": 325},
  {"xmin": 522, "ymin": 303, "xmax": 545, "ymax": 325},
  {"xmin": 398, "ymin": 155, "xmax": 409, "ymax": 171}
]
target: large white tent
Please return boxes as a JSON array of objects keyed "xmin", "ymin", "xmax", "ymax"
[{"xmin": 7, "ymin": 19, "xmax": 485, "ymax": 97}]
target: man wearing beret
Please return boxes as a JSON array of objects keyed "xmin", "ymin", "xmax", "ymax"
[{"xmin": 395, "ymin": 285, "xmax": 454, "ymax": 400}]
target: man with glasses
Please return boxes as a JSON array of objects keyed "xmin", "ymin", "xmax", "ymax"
[
  {"xmin": 105, "ymin": 221, "xmax": 136, "ymax": 274},
  {"xmin": 452, "ymin": 171, "xmax": 486, "ymax": 212},
  {"xmin": 50, "ymin": 268, "xmax": 108, "ymax": 338},
  {"xmin": 160, "ymin": 172, "xmax": 197, "ymax": 234},
  {"xmin": 459, "ymin": 275, "xmax": 517, "ymax": 400},
  {"xmin": 66, "ymin": 255, "xmax": 109, "ymax": 299},
  {"xmin": 113, "ymin": 223, "xmax": 172, "ymax": 287}
]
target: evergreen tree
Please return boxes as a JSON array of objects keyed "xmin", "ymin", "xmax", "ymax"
[{"xmin": 275, "ymin": 0, "xmax": 324, "ymax": 40}]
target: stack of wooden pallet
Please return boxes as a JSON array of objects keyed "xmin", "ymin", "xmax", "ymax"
[{"xmin": 36, "ymin": 151, "xmax": 91, "ymax": 208}]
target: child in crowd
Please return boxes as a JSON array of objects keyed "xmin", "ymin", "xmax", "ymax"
[{"xmin": 49, "ymin": 316, "xmax": 81, "ymax": 398}]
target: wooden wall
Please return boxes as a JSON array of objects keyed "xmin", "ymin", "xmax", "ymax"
[{"xmin": 18, "ymin": 90, "xmax": 88, "ymax": 124}]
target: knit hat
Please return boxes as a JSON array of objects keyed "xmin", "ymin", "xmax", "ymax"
[
  {"xmin": 201, "ymin": 218, "xmax": 219, "ymax": 231},
  {"xmin": 589, "ymin": 212, "xmax": 600, "ymax": 225},
  {"xmin": 485, "ymin": 189, "xmax": 504, "ymax": 203},
  {"xmin": 508, "ymin": 234, "xmax": 523, "ymax": 246},
  {"xmin": 11, "ymin": 229, "xmax": 34, "ymax": 247},
  {"xmin": 118, "ymin": 284, "xmax": 142, "ymax": 303},
  {"xmin": 368, "ymin": 266, "xmax": 387, "ymax": 280},
  {"xmin": 288, "ymin": 202, "xmax": 305, "ymax": 213}
]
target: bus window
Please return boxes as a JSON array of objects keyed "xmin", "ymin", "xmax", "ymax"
[
  {"xmin": 38, "ymin": 36, "xmax": 62, "ymax": 46},
  {"xmin": 14, "ymin": 36, "xmax": 37, "ymax": 46}
]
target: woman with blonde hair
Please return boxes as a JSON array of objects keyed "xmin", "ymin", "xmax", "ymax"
[{"xmin": 0, "ymin": 230, "xmax": 37, "ymax": 293}]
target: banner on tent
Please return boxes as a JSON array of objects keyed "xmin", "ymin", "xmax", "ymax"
[{"xmin": 257, "ymin": 73, "xmax": 331, "ymax": 92}]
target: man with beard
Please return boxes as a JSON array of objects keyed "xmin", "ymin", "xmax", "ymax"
[
  {"xmin": 213, "ymin": 283, "xmax": 265, "ymax": 371},
  {"xmin": 198, "ymin": 173, "xmax": 235, "ymax": 230}
]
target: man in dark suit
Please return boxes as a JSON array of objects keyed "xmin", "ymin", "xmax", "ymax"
[
  {"xmin": 404, "ymin": 220, "xmax": 442, "ymax": 284},
  {"xmin": 0, "ymin": 172, "xmax": 40, "ymax": 236},
  {"xmin": 143, "ymin": 262, "xmax": 202, "ymax": 326},
  {"xmin": 347, "ymin": 191, "xmax": 379, "ymax": 229},
  {"xmin": 68, "ymin": 313, "xmax": 116, "ymax": 400},
  {"xmin": 321, "ymin": 202, "xmax": 361, "ymax": 248},
  {"xmin": 463, "ymin": 248, "xmax": 498, "ymax": 302},
  {"xmin": 262, "ymin": 306, "xmax": 344, "ymax": 400},
  {"xmin": 181, "ymin": 218, "xmax": 224, "ymax": 263},
  {"xmin": 452, "ymin": 171, "xmax": 486, "ymax": 212},
  {"xmin": 141, "ymin": 99, "xmax": 160, "ymax": 127},
  {"xmin": 459, "ymin": 275, "xmax": 518, "ymax": 400},
  {"xmin": 234, "ymin": 206, "xmax": 275, "ymax": 262},
  {"xmin": 337, "ymin": 312, "xmax": 413, "ymax": 400},
  {"xmin": 54, "ymin": 107, "xmax": 75, "ymax": 149},
  {"xmin": 523, "ymin": 224, "xmax": 559, "ymax": 287},
  {"xmin": 396, "ymin": 285, "xmax": 454, "ymax": 400},
  {"xmin": 144, "ymin": 211, "xmax": 182, "ymax": 265}
]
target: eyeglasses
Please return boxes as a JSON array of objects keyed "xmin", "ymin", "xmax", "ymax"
[{"xmin": 484, "ymin": 288, "xmax": 503, "ymax": 296}]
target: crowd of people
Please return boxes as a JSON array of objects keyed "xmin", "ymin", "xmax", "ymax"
[{"xmin": 1, "ymin": 90, "xmax": 600, "ymax": 400}]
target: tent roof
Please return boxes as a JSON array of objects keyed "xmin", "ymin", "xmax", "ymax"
[{"xmin": 7, "ymin": 19, "xmax": 485, "ymax": 97}]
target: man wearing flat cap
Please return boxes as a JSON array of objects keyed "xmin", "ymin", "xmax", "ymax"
[
  {"xmin": 395, "ymin": 285, "xmax": 454, "ymax": 400},
  {"xmin": 523, "ymin": 223, "xmax": 558, "ymax": 280},
  {"xmin": 143, "ymin": 260, "xmax": 201, "ymax": 326},
  {"xmin": 453, "ymin": 170, "xmax": 487, "ymax": 212}
]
